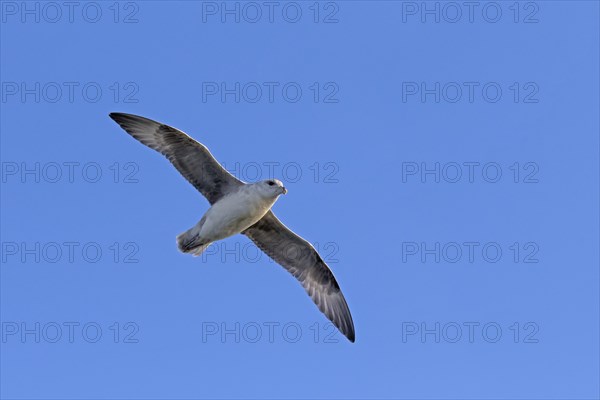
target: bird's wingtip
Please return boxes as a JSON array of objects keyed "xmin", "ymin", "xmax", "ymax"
[
  {"xmin": 346, "ymin": 327, "xmax": 355, "ymax": 343},
  {"xmin": 109, "ymin": 112, "xmax": 136, "ymax": 125}
]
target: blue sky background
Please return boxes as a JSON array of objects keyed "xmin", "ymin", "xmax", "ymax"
[{"xmin": 1, "ymin": 1, "xmax": 599, "ymax": 399}]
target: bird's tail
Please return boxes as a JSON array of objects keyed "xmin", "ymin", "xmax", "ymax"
[{"xmin": 177, "ymin": 229, "xmax": 211, "ymax": 256}]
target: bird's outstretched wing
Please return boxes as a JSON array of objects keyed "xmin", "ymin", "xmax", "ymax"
[
  {"xmin": 244, "ymin": 211, "xmax": 355, "ymax": 342},
  {"xmin": 109, "ymin": 113, "xmax": 243, "ymax": 204}
]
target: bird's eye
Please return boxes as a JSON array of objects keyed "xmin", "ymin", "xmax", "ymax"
[{"xmin": 268, "ymin": 181, "xmax": 275, "ymax": 186}]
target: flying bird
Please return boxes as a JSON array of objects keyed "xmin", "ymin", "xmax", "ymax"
[{"xmin": 109, "ymin": 113, "xmax": 355, "ymax": 342}]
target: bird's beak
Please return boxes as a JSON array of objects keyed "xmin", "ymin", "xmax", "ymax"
[{"xmin": 281, "ymin": 187, "xmax": 288, "ymax": 195}]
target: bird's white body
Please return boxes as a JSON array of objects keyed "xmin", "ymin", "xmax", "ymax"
[
  {"xmin": 197, "ymin": 184, "xmax": 279, "ymax": 242},
  {"xmin": 176, "ymin": 180, "xmax": 286, "ymax": 254}
]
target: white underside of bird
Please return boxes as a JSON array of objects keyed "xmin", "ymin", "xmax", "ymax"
[{"xmin": 177, "ymin": 181, "xmax": 286, "ymax": 256}]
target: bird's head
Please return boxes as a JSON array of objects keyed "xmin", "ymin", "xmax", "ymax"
[{"xmin": 257, "ymin": 179, "xmax": 287, "ymax": 198}]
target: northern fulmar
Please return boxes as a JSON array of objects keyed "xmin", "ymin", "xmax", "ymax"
[{"xmin": 109, "ymin": 113, "xmax": 355, "ymax": 342}]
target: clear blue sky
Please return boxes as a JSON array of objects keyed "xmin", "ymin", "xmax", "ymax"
[{"xmin": 1, "ymin": 1, "xmax": 599, "ymax": 399}]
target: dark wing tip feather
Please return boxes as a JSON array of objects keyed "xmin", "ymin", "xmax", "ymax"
[
  {"xmin": 329, "ymin": 287, "xmax": 355, "ymax": 343},
  {"xmin": 311, "ymin": 260, "xmax": 355, "ymax": 342},
  {"xmin": 109, "ymin": 112, "xmax": 162, "ymax": 128},
  {"xmin": 325, "ymin": 292, "xmax": 355, "ymax": 342},
  {"xmin": 342, "ymin": 301, "xmax": 355, "ymax": 342},
  {"xmin": 309, "ymin": 280, "xmax": 355, "ymax": 342},
  {"xmin": 109, "ymin": 112, "xmax": 138, "ymax": 124},
  {"xmin": 109, "ymin": 112, "xmax": 126, "ymax": 126}
]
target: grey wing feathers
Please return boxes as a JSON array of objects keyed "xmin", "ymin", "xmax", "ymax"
[
  {"xmin": 243, "ymin": 211, "xmax": 355, "ymax": 342},
  {"xmin": 109, "ymin": 112, "xmax": 243, "ymax": 204}
]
